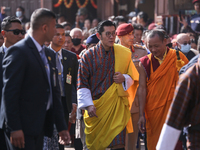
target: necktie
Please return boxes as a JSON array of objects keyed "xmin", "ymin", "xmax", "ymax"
[
  {"xmin": 56, "ymin": 52, "xmax": 64, "ymax": 96},
  {"xmin": 40, "ymin": 48, "xmax": 52, "ymax": 109}
]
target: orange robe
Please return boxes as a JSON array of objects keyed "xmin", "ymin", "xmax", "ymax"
[{"xmin": 140, "ymin": 49, "xmax": 188, "ymax": 150}]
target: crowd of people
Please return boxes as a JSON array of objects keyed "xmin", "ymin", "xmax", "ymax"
[{"xmin": 0, "ymin": 0, "xmax": 200, "ymax": 150}]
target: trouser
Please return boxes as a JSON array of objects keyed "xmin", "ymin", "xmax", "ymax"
[
  {"xmin": 125, "ymin": 113, "xmax": 140, "ymax": 150},
  {"xmin": 0, "ymin": 128, "xmax": 7, "ymax": 150},
  {"xmin": 5, "ymin": 131, "xmax": 44, "ymax": 150}
]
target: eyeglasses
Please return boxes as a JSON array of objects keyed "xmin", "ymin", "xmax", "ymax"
[
  {"xmin": 5, "ymin": 29, "xmax": 26, "ymax": 35},
  {"xmin": 105, "ymin": 31, "xmax": 116, "ymax": 38}
]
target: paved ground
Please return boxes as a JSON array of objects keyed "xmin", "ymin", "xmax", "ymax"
[
  {"xmin": 65, "ymin": 140, "xmax": 146, "ymax": 150},
  {"xmin": 65, "ymin": 146, "xmax": 145, "ymax": 150}
]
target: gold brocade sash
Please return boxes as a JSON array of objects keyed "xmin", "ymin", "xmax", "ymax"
[{"xmin": 84, "ymin": 44, "xmax": 139, "ymax": 150}]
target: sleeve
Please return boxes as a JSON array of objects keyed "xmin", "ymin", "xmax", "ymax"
[
  {"xmin": 71, "ymin": 55, "xmax": 78, "ymax": 104},
  {"xmin": 77, "ymin": 52, "xmax": 93, "ymax": 109},
  {"xmin": 166, "ymin": 67, "xmax": 195, "ymax": 129},
  {"xmin": 156, "ymin": 124, "xmax": 181, "ymax": 150},
  {"xmin": 77, "ymin": 88, "xmax": 93, "ymax": 110},
  {"xmin": 77, "ymin": 53, "xmax": 91, "ymax": 90},
  {"xmin": 2, "ymin": 46, "xmax": 26, "ymax": 131},
  {"xmin": 122, "ymin": 74, "xmax": 134, "ymax": 91},
  {"xmin": 52, "ymin": 52, "xmax": 68, "ymax": 131}
]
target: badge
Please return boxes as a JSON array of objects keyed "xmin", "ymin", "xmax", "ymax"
[
  {"xmin": 48, "ymin": 56, "xmax": 51, "ymax": 61},
  {"xmin": 64, "ymin": 57, "xmax": 67, "ymax": 60},
  {"xmin": 53, "ymin": 72, "xmax": 56, "ymax": 87},
  {"xmin": 66, "ymin": 72, "xmax": 72, "ymax": 84}
]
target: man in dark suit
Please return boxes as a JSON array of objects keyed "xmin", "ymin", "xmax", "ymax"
[
  {"xmin": 0, "ymin": 16, "xmax": 25, "ymax": 149},
  {"xmin": 0, "ymin": 8, "xmax": 70, "ymax": 150},
  {"xmin": 46, "ymin": 24, "xmax": 78, "ymax": 150}
]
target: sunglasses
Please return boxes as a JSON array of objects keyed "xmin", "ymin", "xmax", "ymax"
[{"xmin": 5, "ymin": 29, "xmax": 26, "ymax": 35}]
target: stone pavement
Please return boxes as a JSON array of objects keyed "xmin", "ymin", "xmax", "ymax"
[{"xmin": 65, "ymin": 142, "xmax": 146, "ymax": 150}]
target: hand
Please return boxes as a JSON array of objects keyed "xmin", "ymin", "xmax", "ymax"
[
  {"xmin": 58, "ymin": 130, "xmax": 70, "ymax": 145},
  {"xmin": 69, "ymin": 103, "xmax": 77, "ymax": 123},
  {"xmin": 138, "ymin": 116, "xmax": 146, "ymax": 133},
  {"xmin": 10, "ymin": 130, "xmax": 25, "ymax": 149},
  {"xmin": 86, "ymin": 105, "xmax": 98, "ymax": 118},
  {"xmin": 71, "ymin": 103, "xmax": 77, "ymax": 114},
  {"xmin": 113, "ymin": 72, "xmax": 125, "ymax": 84},
  {"xmin": 178, "ymin": 16, "xmax": 188, "ymax": 28}
]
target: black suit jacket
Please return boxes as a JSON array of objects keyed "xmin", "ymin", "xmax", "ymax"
[
  {"xmin": 0, "ymin": 36, "xmax": 67, "ymax": 136},
  {"xmin": 62, "ymin": 49, "xmax": 78, "ymax": 106},
  {"xmin": 60, "ymin": 49, "xmax": 78, "ymax": 123},
  {"xmin": 0, "ymin": 46, "xmax": 4, "ymax": 107}
]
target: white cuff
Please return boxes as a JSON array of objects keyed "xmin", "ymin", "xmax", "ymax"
[
  {"xmin": 122, "ymin": 74, "xmax": 134, "ymax": 91},
  {"xmin": 77, "ymin": 88, "xmax": 94, "ymax": 110},
  {"xmin": 156, "ymin": 123, "xmax": 181, "ymax": 150}
]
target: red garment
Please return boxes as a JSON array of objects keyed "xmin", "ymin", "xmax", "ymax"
[{"xmin": 71, "ymin": 44, "xmax": 86, "ymax": 55}]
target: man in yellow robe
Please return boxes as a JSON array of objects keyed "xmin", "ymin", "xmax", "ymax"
[
  {"xmin": 77, "ymin": 20, "xmax": 139, "ymax": 150},
  {"xmin": 138, "ymin": 29, "xmax": 188, "ymax": 150}
]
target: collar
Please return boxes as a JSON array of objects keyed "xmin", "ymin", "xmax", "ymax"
[
  {"xmin": 29, "ymin": 34, "xmax": 44, "ymax": 53},
  {"xmin": 99, "ymin": 41, "xmax": 113, "ymax": 54},
  {"xmin": 2, "ymin": 43, "xmax": 7, "ymax": 53},
  {"xmin": 154, "ymin": 48, "xmax": 167, "ymax": 65},
  {"xmin": 49, "ymin": 45, "xmax": 62, "ymax": 58}
]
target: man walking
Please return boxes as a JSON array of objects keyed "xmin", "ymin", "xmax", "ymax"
[
  {"xmin": 0, "ymin": 16, "xmax": 25, "ymax": 150},
  {"xmin": 78, "ymin": 20, "xmax": 139, "ymax": 150},
  {"xmin": 0, "ymin": 8, "xmax": 70, "ymax": 150},
  {"xmin": 44, "ymin": 24, "xmax": 78, "ymax": 150},
  {"xmin": 138, "ymin": 29, "xmax": 188, "ymax": 150}
]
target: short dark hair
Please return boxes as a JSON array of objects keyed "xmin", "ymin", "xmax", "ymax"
[
  {"xmin": 97, "ymin": 20, "xmax": 116, "ymax": 35},
  {"xmin": 30, "ymin": 8, "xmax": 56, "ymax": 30},
  {"xmin": 61, "ymin": 21, "xmax": 71, "ymax": 28},
  {"xmin": 55, "ymin": 24, "xmax": 64, "ymax": 29},
  {"xmin": 1, "ymin": 16, "xmax": 21, "ymax": 30},
  {"xmin": 133, "ymin": 23, "xmax": 144, "ymax": 32},
  {"xmin": 65, "ymin": 30, "xmax": 72, "ymax": 39},
  {"xmin": 113, "ymin": 16, "xmax": 126, "ymax": 26},
  {"xmin": 17, "ymin": 6, "xmax": 25, "ymax": 13},
  {"xmin": 147, "ymin": 29, "xmax": 166, "ymax": 42},
  {"xmin": 137, "ymin": 11, "xmax": 148, "ymax": 23}
]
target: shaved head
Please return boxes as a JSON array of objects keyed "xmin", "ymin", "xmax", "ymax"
[{"xmin": 176, "ymin": 33, "xmax": 190, "ymax": 43}]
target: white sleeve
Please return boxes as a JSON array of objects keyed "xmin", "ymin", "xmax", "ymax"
[
  {"xmin": 77, "ymin": 88, "xmax": 94, "ymax": 110},
  {"xmin": 122, "ymin": 74, "xmax": 134, "ymax": 91},
  {"xmin": 156, "ymin": 123, "xmax": 181, "ymax": 150}
]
